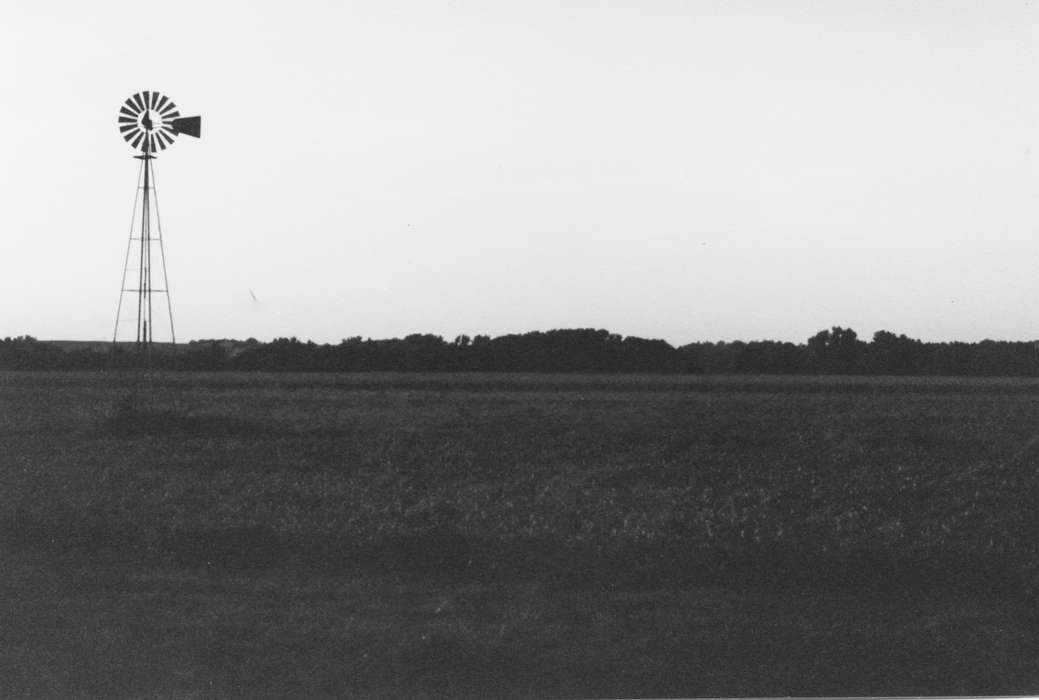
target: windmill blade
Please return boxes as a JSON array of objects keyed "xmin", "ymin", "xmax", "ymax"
[
  {"xmin": 156, "ymin": 94, "xmax": 170, "ymax": 112},
  {"xmin": 118, "ymin": 115, "xmax": 137, "ymax": 124},
  {"xmin": 170, "ymin": 116, "xmax": 201, "ymax": 138},
  {"xmin": 119, "ymin": 106, "xmax": 136, "ymax": 118},
  {"xmin": 143, "ymin": 91, "xmax": 152, "ymax": 109},
  {"xmin": 132, "ymin": 93, "xmax": 146, "ymax": 111},
  {"xmin": 131, "ymin": 132, "xmax": 145, "ymax": 149},
  {"xmin": 149, "ymin": 91, "xmax": 160, "ymax": 109},
  {"xmin": 160, "ymin": 102, "xmax": 179, "ymax": 116},
  {"xmin": 124, "ymin": 97, "xmax": 141, "ymax": 114},
  {"xmin": 119, "ymin": 123, "xmax": 137, "ymax": 134},
  {"xmin": 122, "ymin": 128, "xmax": 141, "ymax": 142}
]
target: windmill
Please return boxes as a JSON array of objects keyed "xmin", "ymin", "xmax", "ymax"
[{"xmin": 112, "ymin": 91, "xmax": 200, "ymax": 373}]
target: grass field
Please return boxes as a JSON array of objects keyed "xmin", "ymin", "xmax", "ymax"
[{"xmin": 1, "ymin": 371, "xmax": 1038, "ymax": 697}]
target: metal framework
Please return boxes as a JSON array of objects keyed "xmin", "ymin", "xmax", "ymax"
[{"xmin": 113, "ymin": 142, "xmax": 176, "ymax": 360}]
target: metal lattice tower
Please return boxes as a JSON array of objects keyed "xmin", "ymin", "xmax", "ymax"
[{"xmin": 112, "ymin": 91, "xmax": 200, "ymax": 369}]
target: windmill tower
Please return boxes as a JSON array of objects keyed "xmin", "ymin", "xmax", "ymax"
[{"xmin": 112, "ymin": 91, "xmax": 200, "ymax": 373}]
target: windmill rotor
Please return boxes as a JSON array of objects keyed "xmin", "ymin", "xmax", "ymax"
[{"xmin": 117, "ymin": 91, "xmax": 201, "ymax": 154}]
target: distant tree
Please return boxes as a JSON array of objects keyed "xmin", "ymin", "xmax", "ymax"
[
  {"xmin": 402, "ymin": 334, "xmax": 448, "ymax": 371},
  {"xmin": 867, "ymin": 330, "xmax": 927, "ymax": 375},
  {"xmin": 180, "ymin": 341, "xmax": 228, "ymax": 371},
  {"xmin": 807, "ymin": 327, "xmax": 867, "ymax": 373}
]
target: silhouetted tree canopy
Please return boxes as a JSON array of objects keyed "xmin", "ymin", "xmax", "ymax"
[{"xmin": 6, "ymin": 328, "xmax": 1039, "ymax": 376}]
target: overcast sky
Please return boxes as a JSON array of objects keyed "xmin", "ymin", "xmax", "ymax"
[{"xmin": 3, "ymin": 1, "xmax": 1039, "ymax": 345}]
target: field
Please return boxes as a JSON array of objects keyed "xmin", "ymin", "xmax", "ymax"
[{"xmin": 1, "ymin": 371, "xmax": 1038, "ymax": 697}]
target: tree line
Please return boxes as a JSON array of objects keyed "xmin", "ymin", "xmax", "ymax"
[{"xmin": 3, "ymin": 327, "xmax": 1039, "ymax": 375}]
